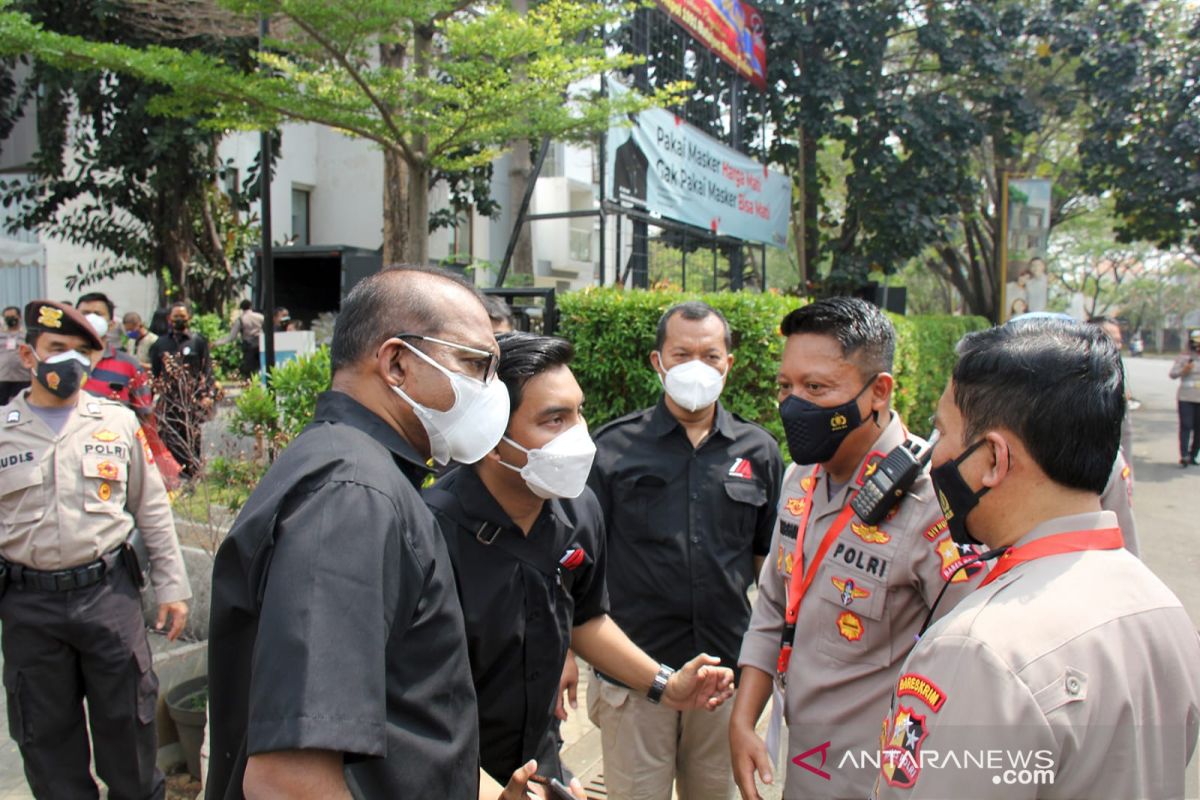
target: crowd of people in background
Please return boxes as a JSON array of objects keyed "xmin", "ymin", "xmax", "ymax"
[{"xmin": 0, "ymin": 293, "xmax": 217, "ymax": 484}]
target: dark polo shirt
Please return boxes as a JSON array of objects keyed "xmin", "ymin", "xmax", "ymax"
[
  {"xmin": 588, "ymin": 398, "xmax": 782, "ymax": 673},
  {"xmin": 424, "ymin": 465, "xmax": 608, "ymax": 784},
  {"xmin": 206, "ymin": 391, "xmax": 479, "ymax": 799}
]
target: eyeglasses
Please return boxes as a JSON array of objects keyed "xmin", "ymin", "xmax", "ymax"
[{"xmin": 393, "ymin": 333, "xmax": 499, "ymax": 383}]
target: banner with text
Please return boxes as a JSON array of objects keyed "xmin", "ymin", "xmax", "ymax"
[
  {"xmin": 656, "ymin": 0, "xmax": 767, "ymax": 90},
  {"xmin": 605, "ymin": 80, "xmax": 790, "ymax": 248}
]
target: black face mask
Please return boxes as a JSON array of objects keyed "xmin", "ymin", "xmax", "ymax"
[
  {"xmin": 3, "ymin": 316, "xmax": 17, "ymax": 329},
  {"xmin": 930, "ymin": 439, "xmax": 990, "ymax": 548},
  {"xmin": 32, "ymin": 352, "xmax": 90, "ymax": 399},
  {"xmin": 779, "ymin": 375, "xmax": 877, "ymax": 465},
  {"xmin": 171, "ymin": 319, "xmax": 188, "ymax": 333}
]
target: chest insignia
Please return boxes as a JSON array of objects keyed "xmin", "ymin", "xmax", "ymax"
[{"xmin": 836, "ymin": 610, "xmax": 864, "ymax": 641}]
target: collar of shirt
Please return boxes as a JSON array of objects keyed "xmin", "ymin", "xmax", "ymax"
[
  {"xmin": 4, "ymin": 392, "xmax": 104, "ymax": 435},
  {"xmin": 1010, "ymin": 510, "xmax": 1120, "ymax": 549},
  {"xmin": 312, "ymin": 390, "xmax": 431, "ymax": 485},
  {"xmin": 438, "ymin": 462, "xmax": 574, "ymax": 535},
  {"xmin": 647, "ymin": 395, "xmax": 734, "ymax": 442}
]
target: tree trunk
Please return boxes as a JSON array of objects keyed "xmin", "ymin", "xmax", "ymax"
[
  {"xmin": 508, "ymin": 137, "xmax": 534, "ymax": 277},
  {"xmin": 406, "ymin": 160, "xmax": 430, "ymax": 267},
  {"xmin": 507, "ymin": 0, "xmax": 533, "ymax": 278},
  {"xmin": 379, "ymin": 42, "xmax": 412, "ymax": 265},
  {"xmin": 382, "ymin": 146, "xmax": 411, "ymax": 265}
]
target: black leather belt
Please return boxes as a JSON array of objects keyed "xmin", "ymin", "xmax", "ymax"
[{"xmin": 4, "ymin": 548, "xmax": 124, "ymax": 592}]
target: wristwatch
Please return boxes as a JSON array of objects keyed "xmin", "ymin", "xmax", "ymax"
[{"xmin": 646, "ymin": 663, "xmax": 675, "ymax": 704}]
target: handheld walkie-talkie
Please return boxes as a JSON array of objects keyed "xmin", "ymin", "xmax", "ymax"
[{"xmin": 850, "ymin": 433, "xmax": 937, "ymax": 525}]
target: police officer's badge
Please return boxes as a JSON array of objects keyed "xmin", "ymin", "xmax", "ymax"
[
  {"xmin": 98, "ymin": 482, "xmax": 111, "ymax": 502},
  {"xmin": 37, "ymin": 306, "xmax": 63, "ymax": 328},
  {"xmin": 881, "ymin": 705, "xmax": 928, "ymax": 788}
]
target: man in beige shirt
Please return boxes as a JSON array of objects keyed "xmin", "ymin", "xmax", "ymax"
[
  {"xmin": 873, "ymin": 320, "xmax": 1200, "ymax": 799},
  {"xmin": 732, "ymin": 298, "xmax": 984, "ymax": 800},
  {"xmin": 0, "ymin": 300, "xmax": 190, "ymax": 799}
]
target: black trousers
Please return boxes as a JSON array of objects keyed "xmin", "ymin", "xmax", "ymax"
[
  {"xmin": 1181, "ymin": 400, "xmax": 1200, "ymax": 461},
  {"xmin": 0, "ymin": 560, "xmax": 164, "ymax": 800},
  {"xmin": 238, "ymin": 341, "xmax": 260, "ymax": 380}
]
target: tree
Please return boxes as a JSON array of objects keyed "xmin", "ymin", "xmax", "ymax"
[
  {"xmin": 1047, "ymin": 203, "xmax": 1148, "ymax": 318},
  {"xmin": 1077, "ymin": 1, "xmax": 1200, "ymax": 256},
  {"xmin": 0, "ymin": 0, "xmax": 673, "ymax": 266},
  {"xmin": 0, "ymin": 0, "xmax": 260, "ymax": 307}
]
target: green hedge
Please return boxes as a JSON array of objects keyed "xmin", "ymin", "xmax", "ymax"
[{"xmin": 558, "ymin": 287, "xmax": 989, "ymax": 446}]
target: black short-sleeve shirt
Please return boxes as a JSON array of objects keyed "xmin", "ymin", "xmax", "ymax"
[
  {"xmin": 206, "ymin": 391, "xmax": 479, "ymax": 799},
  {"xmin": 424, "ymin": 465, "xmax": 608, "ymax": 784},
  {"xmin": 588, "ymin": 398, "xmax": 782, "ymax": 672}
]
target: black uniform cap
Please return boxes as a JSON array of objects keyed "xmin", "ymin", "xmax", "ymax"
[{"xmin": 24, "ymin": 299, "xmax": 105, "ymax": 351}]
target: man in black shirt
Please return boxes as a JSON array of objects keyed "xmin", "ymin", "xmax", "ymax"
[
  {"xmin": 587, "ymin": 301, "xmax": 783, "ymax": 799},
  {"xmin": 426, "ymin": 332, "xmax": 735, "ymax": 792},
  {"xmin": 148, "ymin": 301, "xmax": 215, "ymax": 477},
  {"xmin": 207, "ymin": 267, "xmax": 541, "ymax": 799}
]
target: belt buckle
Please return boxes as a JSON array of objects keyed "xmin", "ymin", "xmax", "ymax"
[{"xmin": 56, "ymin": 570, "xmax": 78, "ymax": 592}]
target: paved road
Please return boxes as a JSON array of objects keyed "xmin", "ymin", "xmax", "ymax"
[{"xmin": 0, "ymin": 357, "xmax": 1196, "ymax": 798}]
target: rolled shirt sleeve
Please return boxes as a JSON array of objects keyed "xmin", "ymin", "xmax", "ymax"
[{"xmin": 246, "ymin": 480, "xmax": 406, "ymax": 758}]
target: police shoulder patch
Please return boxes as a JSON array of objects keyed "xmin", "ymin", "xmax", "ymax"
[
  {"xmin": 882, "ymin": 705, "xmax": 928, "ymax": 789},
  {"xmin": 897, "ymin": 672, "xmax": 947, "ymax": 712}
]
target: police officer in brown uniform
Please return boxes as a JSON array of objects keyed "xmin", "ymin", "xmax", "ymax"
[
  {"xmin": 732, "ymin": 298, "xmax": 985, "ymax": 800},
  {"xmin": 0, "ymin": 300, "xmax": 190, "ymax": 800},
  {"xmin": 873, "ymin": 320, "xmax": 1200, "ymax": 799}
]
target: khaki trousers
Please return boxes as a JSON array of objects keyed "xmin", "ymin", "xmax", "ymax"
[{"xmin": 587, "ymin": 672, "xmax": 736, "ymax": 800}]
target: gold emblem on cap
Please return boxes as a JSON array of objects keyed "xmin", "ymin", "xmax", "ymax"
[
  {"xmin": 830, "ymin": 412, "xmax": 848, "ymax": 430},
  {"xmin": 37, "ymin": 306, "xmax": 64, "ymax": 329}
]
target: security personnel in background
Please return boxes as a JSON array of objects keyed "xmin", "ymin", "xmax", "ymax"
[
  {"xmin": 77, "ymin": 292, "xmax": 155, "ymax": 422},
  {"xmin": 0, "ymin": 299, "xmax": 190, "ymax": 799},
  {"xmin": 425, "ymin": 332, "xmax": 735, "ymax": 792},
  {"xmin": 873, "ymin": 320, "xmax": 1200, "ymax": 799},
  {"xmin": 207, "ymin": 267, "xmax": 557, "ymax": 800},
  {"xmin": 732, "ymin": 298, "xmax": 984, "ymax": 800},
  {"xmin": 587, "ymin": 301, "xmax": 782, "ymax": 800},
  {"xmin": 0, "ymin": 305, "xmax": 29, "ymax": 404}
]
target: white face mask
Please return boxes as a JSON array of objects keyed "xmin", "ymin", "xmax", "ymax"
[
  {"xmin": 657, "ymin": 356, "xmax": 727, "ymax": 412},
  {"xmin": 392, "ymin": 340, "xmax": 510, "ymax": 466},
  {"xmin": 500, "ymin": 423, "xmax": 597, "ymax": 499}
]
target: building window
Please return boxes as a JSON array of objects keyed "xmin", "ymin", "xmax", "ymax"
[{"xmin": 291, "ymin": 188, "xmax": 311, "ymax": 245}]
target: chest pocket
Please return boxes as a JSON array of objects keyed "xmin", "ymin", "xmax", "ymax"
[
  {"xmin": 82, "ymin": 455, "xmax": 128, "ymax": 514},
  {"xmin": 613, "ymin": 474, "xmax": 671, "ymax": 543},
  {"xmin": 0, "ymin": 466, "xmax": 46, "ymax": 525},
  {"xmin": 721, "ymin": 478, "xmax": 767, "ymax": 546},
  {"xmin": 814, "ymin": 559, "xmax": 892, "ymax": 667}
]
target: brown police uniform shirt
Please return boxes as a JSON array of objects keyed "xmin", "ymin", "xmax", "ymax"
[
  {"xmin": 739, "ymin": 413, "xmax": 986, "ymax": 800},
  {"xmin": 1100, "ymin": 450, "xmax": 1138, "ymax": 557},
  {"xmin": 873, "ymin": 511, "xmax": 1200, "ymax": 800},
  {"xmin": 0, "ymin": 392, "xmax": 190, "ymax": 603}
]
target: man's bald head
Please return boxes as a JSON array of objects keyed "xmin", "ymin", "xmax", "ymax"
[{"xmin": 330, "ymin": 265, "xmax": 489, "ymax": 374}]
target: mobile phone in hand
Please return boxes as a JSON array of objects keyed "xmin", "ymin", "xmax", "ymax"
[{"xmin": 529, "ymin": 774, "xmax": 576, "ymax": 800}]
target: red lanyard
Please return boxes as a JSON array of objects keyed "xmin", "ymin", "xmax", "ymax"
[
  {"xmin": 978, "ymin": 528, "xmax": 1124, "ymax": 588},
  {"xmin": 776, "ymin": 466, "xmax": 859, "ymax": 678}
]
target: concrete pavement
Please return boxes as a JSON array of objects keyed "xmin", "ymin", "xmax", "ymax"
[{"xmin": 0, "ymin": 356, "xmax": 1196, "ymax": 797}]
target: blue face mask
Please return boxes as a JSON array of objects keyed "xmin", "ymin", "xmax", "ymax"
[{"xmin": 126, "ymin": 329, "xmax": 141, "ymax": 340}]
